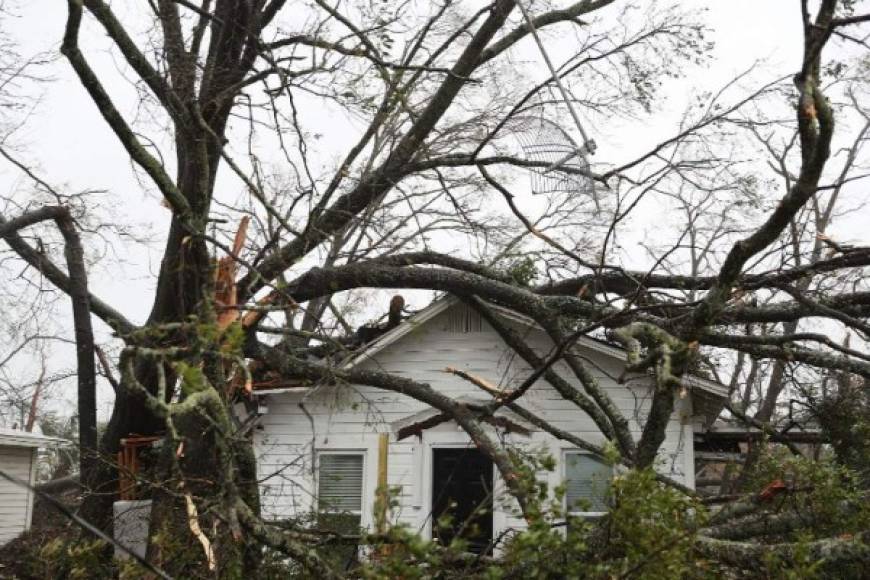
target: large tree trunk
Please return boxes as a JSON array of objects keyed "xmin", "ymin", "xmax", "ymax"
[
  {"xmin": 145, "ymin": 385, "xmax": 261, "ymax": 577},
  {"xmin": 80, "ymin": 120, "xmax": 265, "ymax": 575},
  {"xmin": 81, "ymin": 210, "xmax": 214, "ymax": 528}
]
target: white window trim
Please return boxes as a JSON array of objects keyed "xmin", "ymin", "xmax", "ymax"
[
  {"xmin": 313, "ymin": 435, "xmax": 379, "ymax": 530},
  {"xmin": 315, "ymin": 450, "xmax": 366, "ymax": 518},
  {"xmin": 562, "ymin": 449, "xmax": 613, "ymax": 519}
]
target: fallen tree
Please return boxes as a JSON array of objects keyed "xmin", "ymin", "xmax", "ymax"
[{"xmin": 0, "ymin": 0, "xmax": 869, "ymax": 577}]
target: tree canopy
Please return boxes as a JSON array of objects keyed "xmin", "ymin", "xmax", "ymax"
[{"xmin": 1, "ymin": 0, "xmax": 870, "ymax": 577}]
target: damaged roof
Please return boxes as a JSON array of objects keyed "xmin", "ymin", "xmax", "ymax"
[{"xmin": 259, "ymin": 295, "xmax": 728, "ymax": 420}]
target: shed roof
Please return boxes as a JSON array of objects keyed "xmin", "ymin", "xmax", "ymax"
[{"xmin": 0, "ymin": 427, "xmax": 68, "ymax": 448}]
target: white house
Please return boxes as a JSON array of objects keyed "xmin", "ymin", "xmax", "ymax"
[
  {"xmin": 0, "ymin": 428, "xmax": 67, "ymax": 546},
  {"xmin": 252, "ymin": 297, "xmax": 727, "ymax": 551}
]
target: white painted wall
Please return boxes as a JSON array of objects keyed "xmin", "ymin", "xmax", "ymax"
[
  {"xmin": 0, "ymin": 445, "xmax": 36, "ymax": 546},
  {"xmin": 254, "ymin": 302, "xmax": 696, "ymax": 539},
  {"xmin": 113, "ymin": 500, "xmax": 153, "ymax": 559}
]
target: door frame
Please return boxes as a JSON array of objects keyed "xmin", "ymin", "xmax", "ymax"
[{"xmin": 419, "ymin": 429, "xmax": 498, "ymax": 542}]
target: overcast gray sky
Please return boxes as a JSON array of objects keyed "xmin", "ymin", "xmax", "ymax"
[
  {"xmin": 3, "ymin": 1, "xmax": 807, "ymax": 316},
  {"xmin": 0, "ymin": 1, "xmax": 865, "ymax": 423}
]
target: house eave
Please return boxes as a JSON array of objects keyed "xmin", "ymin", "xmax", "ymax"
[{"xmin": 252, "ymin": 387, "xmax": 312, "ymax": 396}]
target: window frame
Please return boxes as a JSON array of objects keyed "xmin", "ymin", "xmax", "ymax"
[
  {"xmin": 562, "ymin": 450, "xmax": 613, "ymax": 519},
  {"xmin": 315, "ymin": 450, "xmax": 367, "ymax": 518},
  {"xmin": 314, "ymin": 449, "xmax": 367, "ymax": 569},
  {"xmin": 422, "ymin": 436, "xmax": 497, "ymax": 541}
]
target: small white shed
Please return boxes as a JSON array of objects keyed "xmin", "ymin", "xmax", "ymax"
[{"xmin": 0, "ymin": 428, "xmax": 66, "ymax": 545}]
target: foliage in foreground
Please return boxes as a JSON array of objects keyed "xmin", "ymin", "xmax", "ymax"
[
  {"xmin": 9, "ymin": 450, "xmax": 870, "ymax": 580},
  {"xmin": 272, "ymin": 453, "xmax": 869, "ymax": 579}
]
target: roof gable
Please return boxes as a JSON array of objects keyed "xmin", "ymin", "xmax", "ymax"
[{"xmin": 341, "ymin": 296, "xmax": 728, "ymax": 401}]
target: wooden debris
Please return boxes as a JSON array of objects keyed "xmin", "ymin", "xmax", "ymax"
[
  {"xmin": 759, "ymin": 479, "xmax": 788, "ymax": 502},
  {"xmin": 117, "ymin": 435, "xmax": 160, "ymax": 500},
  {"xmin": 185, "ymin": 493, "xmax": 216, "ymax": 572},
  {"xmin": 444, "ymin": 367, "xmax": 511, "ymax": 399},
  {"xmin": 214, "ymin": 216, "xmax": 250, "ymax": 331}
]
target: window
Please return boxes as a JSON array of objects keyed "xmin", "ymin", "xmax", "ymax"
[
  {"xmin": 564, "ymin": 452, "xmax": 612, "ymax": 516},
  {"xmin": 318, "ymin": 453, "xmax": 364, "ymax": 515},
  {"xmin": 317, "ymin": 453, "xmax": 364, "ymax": 569}
]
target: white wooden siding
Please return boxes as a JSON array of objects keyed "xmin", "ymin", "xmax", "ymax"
[
  {"xmin": 255, "ymin": 303, "xmax": 696, "ymax": 538},
  {"xmin": 0, "ymin": 445, "xmax": 35, "ymax": 545}
]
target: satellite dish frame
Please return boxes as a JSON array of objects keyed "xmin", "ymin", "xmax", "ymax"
[{"xmin": 516, "ymin": 1, "xmax": 598, "ymax": 183}]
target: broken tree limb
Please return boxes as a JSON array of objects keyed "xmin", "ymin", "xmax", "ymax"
[
  {"xmin": 444, "ymin": 366, "xmax": 511, "ymax": 399},
  {"xmin": 0, "ymin": 205, "xmax": 99, "ymax": 512},
  {"xmin": 696, "ymin": 531, "xmax": 870, "ymax": 571},
  {"xmin": 184, "ymin": 493, "xmax": 216, "ymax": 572}
]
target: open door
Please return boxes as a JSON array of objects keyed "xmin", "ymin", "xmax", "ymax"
[{"xmin": 431, "ymin": 447, "xmax": 493, "ymax": 554}]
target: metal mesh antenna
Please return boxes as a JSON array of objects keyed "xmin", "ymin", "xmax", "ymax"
[
  {"xmin": 506, "ymin": 115, "xmax": 596, "ymax": 204},
  {"xmin": 512, "ymin": 1, "xmax": 600, "ymax": 210}
]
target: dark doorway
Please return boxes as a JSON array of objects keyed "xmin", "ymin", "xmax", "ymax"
[{"xmin": 431, "ymin": 447, "xmax": 494, "ymax": 554}]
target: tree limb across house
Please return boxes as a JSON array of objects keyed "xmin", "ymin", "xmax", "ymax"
[{"xmin": 0, "ymin": 0, "xmax": 868, "ymax": 576}]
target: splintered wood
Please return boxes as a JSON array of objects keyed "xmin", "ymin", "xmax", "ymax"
[
  {"xmin": 214, "ymin": 216, "xmax": 250, "ymax": 331},
  {"xmin": 444, "ymin": 367, "xmax": 512, "ymax": 399}
]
